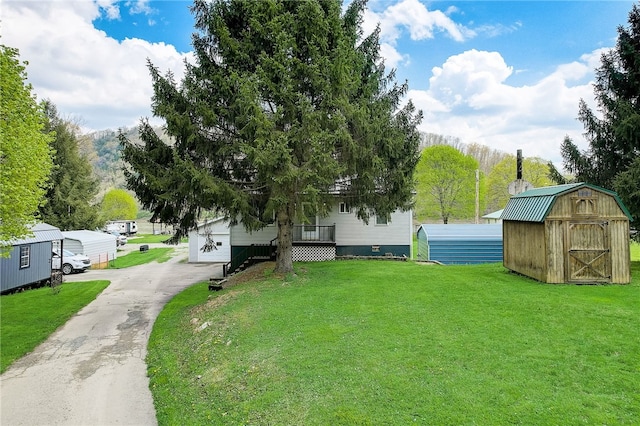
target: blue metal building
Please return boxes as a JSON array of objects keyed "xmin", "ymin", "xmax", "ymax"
[
  {"xmin": 416, "ymin": 224, "xmax": 503, "ymax": 264},
  {"xmin": 0, "ymin": 223, "xmax": 64, "ymax": 293}
]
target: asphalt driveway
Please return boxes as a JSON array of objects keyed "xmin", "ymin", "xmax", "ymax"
[{"xmin": 1, "ymin": 244, "xmax": 222, "ymax": 425}]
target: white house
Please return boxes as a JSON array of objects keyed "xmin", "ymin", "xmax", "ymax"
[
  {"xmin": 62, "ymin": 230, "xmax": 118, "ymax": 269},
  {"xmin": 188, "ymin": 202, "xmax": 413, "ymax": 269}
]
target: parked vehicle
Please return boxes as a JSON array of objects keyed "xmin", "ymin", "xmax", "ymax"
[
  {"xmin": 105, "ymin": 220, "xmax": 138, "ymax": 236},
  {"xmin": 107, "ymin": 231, "xmax": 127, "ymax": 246},
  {"xmin": 53, "ymin": 249, "xmax": 91, "ymax": 275}
]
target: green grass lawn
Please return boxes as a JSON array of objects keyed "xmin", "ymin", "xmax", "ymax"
[
  {"xmin": 0, "ymin": 280, "xmax": 109, "ymax": 373},
  {"xmin": 148, "ymin": 260, "xmax": 640, "ymax": 425},
  {"xmin": 109, "ymin": 247, "xmax": 174, "ymax": 269},
  {"xmin": 127, "ymin": 234, "xmax": 188, "ymax": 244},
  {"xmin": 631, "ymin": 242, "xmax": 639, "ymax": 261}
]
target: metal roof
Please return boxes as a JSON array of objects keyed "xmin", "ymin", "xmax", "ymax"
[
  {"xmin": 482, "ymin": 209, "xmax": 504, "ymax": 220},
  {"xmin": 501, "ymin": 183, "xmax": 633, "ymax": 222},
  {"xmin": 5, "ymin": 223, "xmax": 64, "ymax": 245},
  {"xmin": 62, "ymin": 230, "xmax": 117, "ymax": 243},
  {"xmin": 418, "ymin": 224, "xmax": 502, "ymax": 240}
]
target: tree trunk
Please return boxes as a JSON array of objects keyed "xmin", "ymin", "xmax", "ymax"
[{"xmin": 274, "ymin": 205, "xmax": 294, "ymax": 274}]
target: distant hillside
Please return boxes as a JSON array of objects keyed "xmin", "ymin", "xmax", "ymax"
[
  {"xmin": 85, "ymin": 126, "xmax": 169, "ymax": 195},
  {"xmin": 419, "ymin": 132, "xmax": 511, "ymax": 176}
]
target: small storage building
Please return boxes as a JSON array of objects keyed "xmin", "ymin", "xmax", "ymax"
[
  {"xmin": 188, "ymin": 218, "xmax": 231, "ymax": 263},
  {"xmin": 62, "ymin": 230, "xmax": 117, "ymax": 269},
  {"xmin": 416, "ymin": 224, "xmax": 503, "ymax": 264},
  {"xmin": 1, "ymin": 223, "xmax": 64, "ymax": 293},
  {"xmin": 501, "ymin": 183, "xmax": 632, "ymax": 284}
]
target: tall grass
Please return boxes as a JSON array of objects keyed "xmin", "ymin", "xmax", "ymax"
[
  {"xmin": 0, "ymin": 280, "xmax": 109, "ymax": 373},
  {"xmin": 148, "ymin": 260, "xmax": 640, "ymax": 425}
]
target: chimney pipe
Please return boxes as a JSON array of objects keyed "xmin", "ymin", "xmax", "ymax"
[{"xmin": 516, "ymin": 149, "xmax": 523, "ymax": 180}]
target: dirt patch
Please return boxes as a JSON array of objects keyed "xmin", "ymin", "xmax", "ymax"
[
  {"xmin": 191, "ymin": 262, "xmax": 280, "ymax": 318},
  {"xmin": 224, "ymin": 261, "xmax": 279, "ymax": 286}
]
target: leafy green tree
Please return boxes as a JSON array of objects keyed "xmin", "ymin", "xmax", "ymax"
[
  {"xmin": 561, "ymin": 4, "xmax": 640, "ymax": 217},
  {"xmin": 486, "ymin": 156, "xmax": 554, "ymax": 212},
  {"xmin": 39, "ymin": 101, "xmax": 101, "ymax": 231},
  {"xmin": 415, "ymin": 145, "xmax": 482, "ymax": 224},
  {"xmin": 120, "ymin": 0, "xmax": 422, "ymax": 273},
  {"xmin": 0, "ymin": 45, "xmax": 53, "ymax": 249},
  {"xmin": 100, "ymin": 189, "xmax": 138, "ymax": 221}
]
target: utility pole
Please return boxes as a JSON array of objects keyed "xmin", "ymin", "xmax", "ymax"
[{"xmin": 475, "ymin": 169, "xmax": 479, "ymax": 224}]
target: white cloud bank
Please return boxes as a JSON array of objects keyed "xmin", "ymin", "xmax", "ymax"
[
  {"xmin": 2, "ymin": 0, "xmax": 190, "ymax": 130},
  {"xmin": 362, "ymin": 0, "xmax": 605, "ymax": 165},
  {"xmin": 408, "ymin": 49, "xmax": 602, "ymax": 165},
  {"xmin": 2, "ymin": 0, "xmax": 605, "ymax": 166}
]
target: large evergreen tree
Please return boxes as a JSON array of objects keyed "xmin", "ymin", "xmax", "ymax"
[
  {"xmin": 0, "ymin": 45, "xmax": 53, "ymax": 249},
  {"xmin": 120, "ymin": 0, "xmax": 422, "ymax": 273},
  {"xmin": 561, "ymin": 4, "xmax": 640, "ymax": 219},
  {"xmin": 39, "ymin": 101, "xmax": 101, "ymax": 231}
]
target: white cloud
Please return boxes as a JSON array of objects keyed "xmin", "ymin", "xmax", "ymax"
[
  {"xmin": 363, "ymin": 0, "xmax": 473, "ymax": 69},
  {"xmin": 128, "ymin": 0, "xmax": 154, "ymax": 16},
  {"xmin": 2, "ymin": 0, "xmax": 189, "ymax": 131},
  {"xmin": 409, "ymin": 49, "xmax": 600, "ymax": 167}
]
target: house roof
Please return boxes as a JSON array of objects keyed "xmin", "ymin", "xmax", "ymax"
[
  {"xmin": 7, "ymin": 223, "xmax": 64, "ymax": 245},
  {"xmin": 501, "ymin": 183, "xmax": 632, "ymax": 222}
]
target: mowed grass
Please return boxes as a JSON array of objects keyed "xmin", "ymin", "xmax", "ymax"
[
  {"xmin": 127, "ymin": 234, "xmax": 189, "ymax": 244},
  {"xmin": 148, "ymin": 260, "xmax": 640, "ymax": 425},
  {"xmin": 109, "ymin": 247, "xmax": 173, "ymax": 269},
  {"xmin": 0, "ymin": 280, "xmax": 109, "ymax": 373},
  {"xmin": 631, "ymin": 241, "xmax": 639, "ymax": 261}
]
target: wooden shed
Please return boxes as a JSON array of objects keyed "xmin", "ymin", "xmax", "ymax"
[{"xmin": 501, "ymin": 183, "xmax": 632, "ymax": 284}]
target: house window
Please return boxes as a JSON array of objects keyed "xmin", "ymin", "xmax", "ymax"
[
  {"xmin": 339, "ymin": 202, "xmax": 351, "ymax": 214},
  {"xmin": 375, "ymin": 215, "xmax": 388, "ymax": 225},
  {"xmin": 20, "ymin": 245, "xmax": 30, "ymax": 269}
]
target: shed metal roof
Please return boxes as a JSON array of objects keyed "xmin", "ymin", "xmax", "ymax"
[
  {"xmin": 62, "ymin": 230, "xmax": 117, "ymax": 243},
  {"xmin": 501, "ymin": 183, "xmax": 632, "ymax": 222},
  {"xmin": 5, "ymin": 223, "xmax": 64, "ymax": 245},
  {"xmin": 418, "ymin": 224, "xmax": 502, "ymax": 240},
  {"xmin": 482, "ymin": 209, "xmax": 504, "ymax": 220}
]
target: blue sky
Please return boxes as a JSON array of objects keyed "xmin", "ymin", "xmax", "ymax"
[{"xmin": 2, "ymin": 0, "xmax": 636, "ymax": 166}]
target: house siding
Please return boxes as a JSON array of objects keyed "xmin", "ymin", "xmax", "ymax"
[
  {"xmin": 331, "ymin": 209, "xmax": 411, "ymax": 246},
  {"xmin": 230, "ymin": 225, "xmax": 278, "ymax": 246},
  {"xmin": 212, "ymin": 203, "xmax": 412, "ymax": 264},
  {"xmin": 336, "ymin": 245, "xmax": 409, "ymax": 257}
]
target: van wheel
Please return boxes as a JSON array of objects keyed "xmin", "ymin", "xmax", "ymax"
[{"xmin": 62, "ymin": 264, "xmax": 73, "ymax": 275}]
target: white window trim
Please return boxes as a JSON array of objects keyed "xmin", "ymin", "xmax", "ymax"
[
  {"xmin": 339, "ymin": 202, "xmax": 351, "ymax": 214},
  {"xmin": 20, "ymin": 245, "xmax": 30, "ymax": 269},
  {"xmin": 375, "ymin": 215, "xmax": 388, "ymax": 226}
]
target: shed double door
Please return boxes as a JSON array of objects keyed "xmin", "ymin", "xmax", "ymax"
[{"xmin": 566, "ymin": 221, "xmax": 611, "ymax": 283}]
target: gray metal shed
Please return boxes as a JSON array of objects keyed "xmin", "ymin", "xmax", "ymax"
[
  {"xmin": 416, "ymin": 224, "xmax": 503, "ymax": 264},
  {"xmin": 62, "ymin": 230, "xmax": 117, "ymax": 269},
  {"xmin": 0, "ymin": 223, "xmax": 64, "ymax": 293}
]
